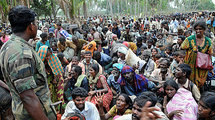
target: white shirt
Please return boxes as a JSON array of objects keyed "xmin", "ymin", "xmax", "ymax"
[
  {"xmin": 115, "ymin": 114, "xmax": 132, "ymax": 120},
  {"xmin": 61, "ymin": 101, "xmax": 100, "ymax": 120}
]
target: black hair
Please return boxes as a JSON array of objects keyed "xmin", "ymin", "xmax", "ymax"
[
  {"xmin": 136, "ymin": 37, "xmax": 142, "ymax": 42},
  {"xmin": 91, "ymin": 64, "xmax": 99, "ymax": 74},
  {"xmin": 72, "ymin": 65, "xmax": 82, "ymax": 76},
  {"xmin": 140, "ymin": 91, "xmax": 158, "ymax": 107},
  {"xmin": 118, "ymin": 93, "xmax": 133, "ymax": 109},
  {"xmin": 161, "ymin": 21, "xmax": 168, "ymax": 25},
  {"xmin": 59, "ymin": 37, "xmax": 66, "ymax": 43},
  {"xmin": 178, "ymin": 35, "xmax": 186, "ymax": 41},
  {"xmin": 101, "ymin": 40, "xmax": 108, "ymax": 47},
  {"xmin": 113, "ymin": 22, "xmax": 117, "ymax": 26},
  {"xmin": 57, "ymin": 22, "xmax": 61, "ymax": 26},
  {"xmin": 84, "ymin": 51, "xmax": 92, "ymax": 55},
  {"xmin": 102, "ymin": 27, "xmax": 109, "ymax": 34},
  {"xmin": 193, "ymin": 20, "xmax": 207, "ymax": 30},
  {"xmin": 178, "ymin": 64, "xmax": 192, "ymax": 78},
  {"xmin": 164, "ymin": 79, "xmax": 179, "ymax": 93},
  {"xmin": 159, "ymin": 58, "xmax": 171, "ymax": 67},
  {"xmin": 184, "ymin": 31, "xmax": 191, "ymax": 36},
  {"xmin": 57, "ymin": 52, "xmax": 64, "ymax": 59},
  {"xmin": 155, "ymin": 54, "xmax": 161, "ymax": 59},
  {"xmin": 40, "ymin": 32, "xmax": 48, "ymax": 39},
  {"xmin": 174, "ymin": 50, "xmax": 186, "ymax": 57},
  {"xmin": 200, "ymin": 92, "xmax": 215, "ymax": 111},
  {"xmin": 93, "ymin": 51, "xmax": 101, "ymax": 57},
  {"xmin": 8, "ymin": 6, "xmax": 37, "ymax": 33},
  {"xmin": 151, "ymin": 48, "xmax": 158, "ymax": 53},
  {"xmin": 71, "ymin": 87, "xmax": 88, "ymax": 99},
  {"xmin": 72, "ymin": 56, "xmax": 79, "ymax": 61},
  {"xmin": 134, "ymin": 95, "xmax": 153, "ymax": 108},
  {"xmin": 147, "ymin": 39, "xmax": 154, "ymax": 43}
]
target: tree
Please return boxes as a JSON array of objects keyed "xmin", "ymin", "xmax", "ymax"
[
  {"xmin": 0, "ymin": 0, "xmax": 10, "ymax": 23},
  {"xmin": 31, "ymin": 0, "xmax": 52, "ymax": 19}
]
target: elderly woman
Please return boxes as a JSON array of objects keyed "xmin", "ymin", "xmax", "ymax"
[
  {"xmin": 181, "ymin": 21, "xmax": 213, "ymax": 88},
  {"xmin": 107, "ymin": 63, "xmax": 124, "ymax": 107}
]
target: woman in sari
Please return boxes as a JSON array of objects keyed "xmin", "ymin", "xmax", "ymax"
[
  {"xmin": 87, "ymin": 63, "xmax": 113, "ymax": 112},
  {"xmin": 181, "ymin": 21, "xmax": 213, "ymax": 88},
  {"xmin": 82, "ymin": 41, "xmax": 97, "ymax": 56},
  {"xmin": 38, "ymin": 46, "xmax": 65, "ymax": 106},
  {"xmin": 164, "ymin": 80, "xmax": 198, "ymax": 120},
  {"xmin": 97, "ymin": 93, "xmax": 132, "ymax": 120}
]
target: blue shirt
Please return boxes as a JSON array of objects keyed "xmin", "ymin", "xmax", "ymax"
[
  {"xmin": 100, "ymin": 52, "xmax": 112, "ymax": 66},
  {"xmin": 36, "ymin": 40, "xmax": 50, "ymax": 51}
]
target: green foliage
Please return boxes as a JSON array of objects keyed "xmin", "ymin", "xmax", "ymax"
[{"xmin": 31, "ymin": 0, "xmax": 52, "ymax": 17}]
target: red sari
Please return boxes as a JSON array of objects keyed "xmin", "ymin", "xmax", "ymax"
[{"xmin": 87, "ymin": 75, "xmax": 113, "ymax": 111}]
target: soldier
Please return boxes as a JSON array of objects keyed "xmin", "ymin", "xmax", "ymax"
[{"xmin": 0, "ymin": 6, "xmax": 56, "ymax": 120}]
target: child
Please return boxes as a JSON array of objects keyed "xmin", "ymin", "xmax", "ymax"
[{"xmin": 170, "ymin": 50, "xmax": 186, "ymax": 76}]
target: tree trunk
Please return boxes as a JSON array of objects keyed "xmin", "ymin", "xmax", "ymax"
[
  {"xmin": 50, "ymin": 0, "xmax": 57, "ymax": 22},
  {"xmin": 26, "ymin": 0, "xmax": 30, "ymax": 8},
  {"xmin": 146, "ymin": 0, "xmax": 148, "ymax": 16},
  {"xmin": 135, "ymin": 0, "xmax": 137, "ymax": 17},
  {"xmin": 83, "ymin": 0, "xmax": 87, "ymax": 19},
  {"xmin": 0, "ymin": 9, "xmax": 7, "ymax": 23},
  {"xmin": 106, "ymin": 0, "xmax": 108, "ymax": 15},
  {"xmin": 126, "ymin": 0, "xmax": 128, "ymax": 14},
  {"xmin": 120, "ymin": 0, "xmax": 123, "ymax": 13},
  {"xmin": 138, "ymin": 0, "xmax": 140, "ymax": 17},
  {"xmin": 130, "ymin": 1, "xmax": 132, "ymax": 15},
  {"xmin": 78, "ymin": 8, "xmax": 80, "ymax": 20},
  {"xmin": 108, "ymin": 0, "xmax": 113, "ymax": 17},
  {"xmin": 117, "ymin": 0, "xmax": 120, "ymax": 15}
]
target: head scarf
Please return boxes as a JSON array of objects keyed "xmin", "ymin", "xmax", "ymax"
[
  {"xmin": 83, "ymin": 41, "xmax": 97, "ymax": 56},
  {"xmin": 38, "ymin": 46, "xmax": 64, "ymax": 75},
  {"xmin": 118, "ymin": 47, "xmax": 128, "ymax": 55},
  {"xmin": 118, "ymin": 65, "xmax": 148, "ymax": 92},
  {"xmin": 113, "ymin": 63, "xmax": 124, "ymax": 72}
]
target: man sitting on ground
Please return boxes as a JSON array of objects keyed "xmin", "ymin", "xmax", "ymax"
[
  {"xmin": 61, "ymin": 87, "xmax": 100, "ymax": 120},
  {"xmin": 118, "ymin": 66, "xmax": 150, "ymax": 96}
]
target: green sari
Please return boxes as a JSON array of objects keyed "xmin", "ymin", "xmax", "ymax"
[{"xmin": 181, "ymin": 35, "xmax": 213, "ymax": 88}]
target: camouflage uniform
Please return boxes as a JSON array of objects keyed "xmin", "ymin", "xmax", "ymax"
[{"xmin": 0, "ymin": 34, "xmax": 56, "ymax": 120}]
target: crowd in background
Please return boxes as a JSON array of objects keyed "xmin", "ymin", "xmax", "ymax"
[{"xmin": 0, "ymin": 6, "xmax": 215, "ymax": 120}]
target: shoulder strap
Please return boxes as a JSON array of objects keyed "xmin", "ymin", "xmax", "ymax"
[{"xmin": 189, "ymin": 80, "xmax": 194, "ymax": 92}]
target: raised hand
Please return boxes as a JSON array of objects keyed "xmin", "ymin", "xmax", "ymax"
[
  {"xmin": 141, "ymin": 101, "xmax": 163, "ymax": 120},
  {"xmin": 95, "ymin": 92, "xmax": 104, "ymax": 108}
]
